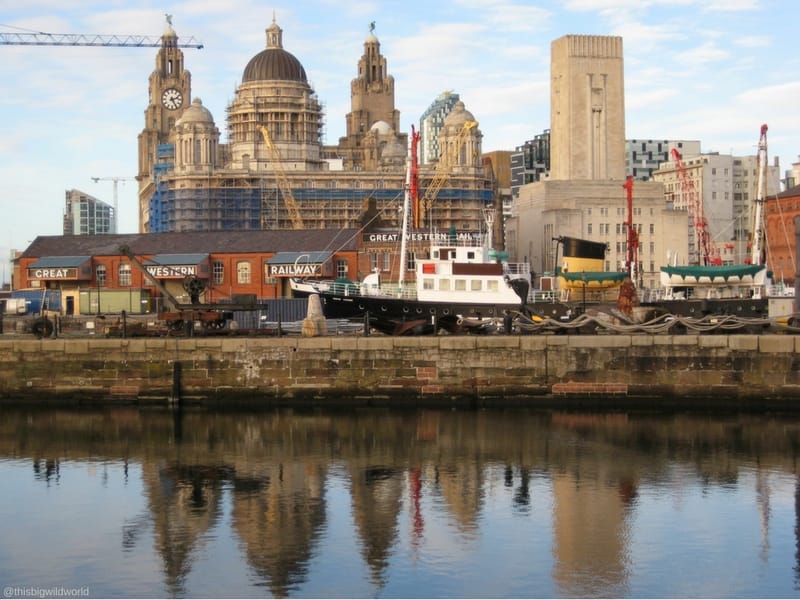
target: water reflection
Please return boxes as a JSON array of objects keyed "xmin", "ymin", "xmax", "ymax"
[{"xmin": 1, "ymin": 407, "xmax": 799, "ymax": 598}]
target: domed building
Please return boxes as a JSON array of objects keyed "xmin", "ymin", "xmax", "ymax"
[
  {"xmin": 173, "ymin": 98, "xmax": 219, "ymax": 174},
  {"xmin": 137, "ymin": 16, "xmax": 492, "ymax": 244}
]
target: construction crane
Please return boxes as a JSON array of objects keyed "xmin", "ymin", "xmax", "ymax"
[
  {"xmin": 750, "ymin": 124, "xmax": 769, "ymax": 266},
  {"xmin": 257, "ymin": 125, "xmax": 304, "ymax": 229},
  {"xmin": 91, "ymin": 176, "xmax": 134, "ymax": 233},
  {"xmin": 0, "ymin": 28, "xmax": 203, "ymax": 48},
  {"xmin": 418, "ymin": 120, "xmax": 478, "ymax": 227},
  {"xmin": 670, "ymin": 148, "xmax": 719, "ymax": 266}
]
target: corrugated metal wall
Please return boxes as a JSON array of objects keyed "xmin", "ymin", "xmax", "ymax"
[{"xmin": 232, "ymin": 298, "xmax": 308, "ymax": 329}]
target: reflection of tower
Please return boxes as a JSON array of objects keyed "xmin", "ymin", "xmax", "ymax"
[
  {"xmin": 756, "ymin": 468, "xmax": 771, "ymax": 562},
  {"xmin": 139, "ymin": 461, "xmax": 225, "ymax": 596},
  {"xmin": 231, "ymin": 461, "xmax": 327, "ymax": 597},
  {"xmin": 348, "ymin": 465, "xmax": 404, "ymax": 590},
  {"xmin": 433, "ymin": 462, "xmax": 484, "ymax": 534},
  {"xmin": 551, "ymin": 472, "xmax": 631, "ymax": 597}
]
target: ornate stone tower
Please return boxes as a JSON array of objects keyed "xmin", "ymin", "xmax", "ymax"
[
  {"xmin": 549, "ymin": 35, "xmax": 626, "ymax": 181},
  {"xmin": 337, "ymin": 23, "xmax": 405, "ymax": 171},
  {"xmin": 137, "ymin": 16, "xmax": 192, "ymax": 231},
  {"xmin": 173, "ymin": 98, "xmax": 220, "ymax": 173}
]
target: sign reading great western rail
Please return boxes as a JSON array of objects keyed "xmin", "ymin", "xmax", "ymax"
[
  {"xmin": 269, "ymin": 263, "xmax": 322, "ymax": 277},
  {"xmin": 363, "ymin": 230, "xmax": 481, "ymax": 244}
]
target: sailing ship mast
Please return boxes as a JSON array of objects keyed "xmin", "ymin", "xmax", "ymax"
[{"xmin": 751, "ymin": 124, "xmax": 769, "ymax": 266}]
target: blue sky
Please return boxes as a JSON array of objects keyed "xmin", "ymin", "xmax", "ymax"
[{"xmin": 1, "ymin": 0, "xmax": 798, "ymax": 285}]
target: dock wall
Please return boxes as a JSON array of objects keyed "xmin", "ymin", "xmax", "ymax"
[{"xmin": 1, "ymin": 335, "xmax": 799, "ymax": 409}]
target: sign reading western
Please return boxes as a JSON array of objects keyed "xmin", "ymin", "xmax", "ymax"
[
  {"xmin": 146, "ymin": 265, "xmax": 197, "ymax": 278},
  {"xmin": 28, "ymin": 267, "xmax": 78, "ymax": 280},
  {"xmin": 268, "ymin": 262, "xmax": 322, "ymax": 277}
]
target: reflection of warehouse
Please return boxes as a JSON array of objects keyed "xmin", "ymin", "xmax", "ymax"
[{"xmin": 138, "ymin": 18, "xmax": 493, "ymax": 236}]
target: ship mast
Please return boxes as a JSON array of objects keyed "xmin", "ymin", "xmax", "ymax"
[
  {"xmin": 751, "ymin": 124, "xmax": 768, "ymax": 266},
  {"xmin": 399, "ymin": 126, "xmax": 420, "ymax": 292}
]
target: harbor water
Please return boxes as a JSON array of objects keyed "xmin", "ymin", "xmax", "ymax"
[{"xmin": 1, "ymin": 406, "xmax": 799, "ymax": 598}]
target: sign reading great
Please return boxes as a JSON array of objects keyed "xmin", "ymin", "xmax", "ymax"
[{"xmin": 28, "ymin": 267, "xmax": 78, "ymax": 280}]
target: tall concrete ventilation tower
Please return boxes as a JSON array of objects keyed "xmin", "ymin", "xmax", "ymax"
[
  {"xmin": 511, "ymin": 34, "xmax": 685, "ymax": 286},
  {"xmin": 549, "ymin": 35, "xmax": 626, "ymax": 181}
]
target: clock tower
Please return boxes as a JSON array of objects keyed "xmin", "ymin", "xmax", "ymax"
[{"xmin": 137, "ymin": 15, "xmax": 192, "ymax": 231}]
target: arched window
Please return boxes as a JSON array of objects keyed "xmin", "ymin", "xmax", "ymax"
[
  {"xmin": 212, "ymin": 261, "xmax": 224, "ymax": 285},
  {"xmin": 118, "ymin": 263, "xmax": 131, "ymax": 287},
  {"xmin": 237, "ymin": 261, "xmax": 251, "ymax": 284},
  {"xmin": 96, "ymin": 264, "xmax": 107, "ymax": 287}
]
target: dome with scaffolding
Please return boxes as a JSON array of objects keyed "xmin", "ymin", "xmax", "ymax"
[{"xmin": 242, "ymin": 18, "xmax": 307, "ymax": 83}]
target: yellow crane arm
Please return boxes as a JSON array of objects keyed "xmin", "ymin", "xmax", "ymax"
[
  {"xmin": 419, "ymin": 120, "xmax": 477, "ymax": 225},
  {"xmin": 257, "ymin": 125, "xmax": 304, "ymax": 229}
]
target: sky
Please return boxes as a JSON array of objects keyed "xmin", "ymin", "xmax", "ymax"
[{"xmin": 1, "ymin": 0, "xmax": 798, "ymax": 285}]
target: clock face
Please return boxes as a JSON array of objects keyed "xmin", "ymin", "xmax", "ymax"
[{"xmin": 161, "ymin": 88, "xmax": 183, "ymax": 110}]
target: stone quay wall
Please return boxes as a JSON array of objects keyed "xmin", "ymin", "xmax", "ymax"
[{"xmin": 0, "ymin": 335, "xmax": 799, "ymax": 410}]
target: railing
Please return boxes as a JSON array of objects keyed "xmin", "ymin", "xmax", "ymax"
[{"xmin": 767, "ymin": 283, "xmax": 795, "ymax": 297}]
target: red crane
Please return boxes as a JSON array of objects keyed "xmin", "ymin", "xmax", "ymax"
[
  {"xmin": 670, "ymin": 148, "xmax": 720, "ymax": 266},
  {"xmin": 623, "ymin": 176, "xmax": 639, "ymax": 282}
]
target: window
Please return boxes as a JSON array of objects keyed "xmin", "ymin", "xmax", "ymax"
[
  {"xmin": 471, "ymin": 280, "xmax": 482, "ymax": 291},
  {"xmin": 423, "ymin": 278, "xmax": 434, "ymax": 290},
  {"xmin": 370, "ymin": 253, "xmax": 378, "ymax": 271},
  {"xmin": 96, "ymin": 264, "xmax": 106, "ymax": 287},
  {"xmin": 650, "ymin": 223, "xmax": 655, "ymax": 235},
  {"xmin": 383, "ymin": 253, "xmax": 391, "ymax": 271},
  {"xmin": 439, "ymin": 278, "xmax": 450, "ymax": 291},
  {"xmin": 455, "ymin": 279, "xmax": 467, "ymax": 291},
  {"xmin": 487, "ymin": 280, "xmax": 498, "ymax": 292},
  {"xmin": 336, "ymin": 260, "xmax": 348, "ymax": 278},
  {"xmin": 118, "ymin": 263, "xmax": 131, "ymax": 287},
  {"xmin": 587, "ymin": 223, "xmax": 593, "ymax": 235},
  {"xmin": 237, "ymin": 261, "xmax": 251, "ymax": 284},
  {"xmin": 213, "ymin": 261, "xmax": 224, "ymax": 285},
  {"xmin": 407, "ymin": 252, "xmax": 415, "ymax": 272}
]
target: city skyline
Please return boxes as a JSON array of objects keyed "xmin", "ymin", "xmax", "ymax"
[{"xmin": 1, "ymin": 0, "xmax": 798, "ymax": 285}]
